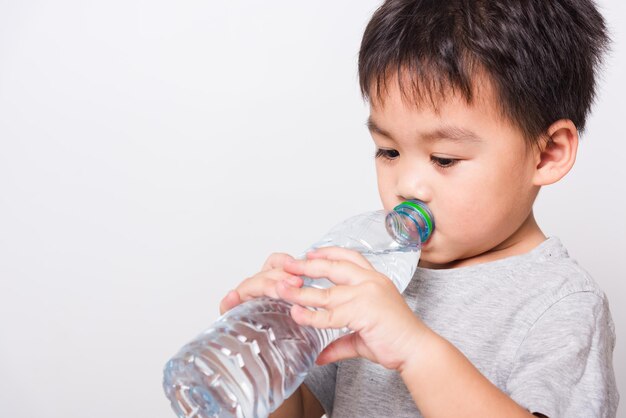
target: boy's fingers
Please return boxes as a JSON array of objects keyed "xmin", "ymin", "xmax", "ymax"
[
  {"xmin": 307, "ymin": 246, "xmax": 372, "ymax": 270},
  {"xmin": 289, "ymin": 303, "xmax": 351, "ymax": 330},
  {"xmin": 219, "ymin": 289, "xmax": 241, "ymax": 315},
  {"xmin": 283, "ymin": 258, "xmax": 367, "ymax": 286},
  {"xmin": 237, "ymin": 269, "xmax": 300, "ymax": 299},
  {"xmin": 220, "ymin": 269, "xmax": 303, "ymax": 315},
  {"xmin": 221, "ymin": 269, "xmax": 303, "ymax": 315},
  {"xmin": 261, "ymin": 252, "xmax": 296, "ymax": 271},
  {"xmin": 275, "ymin": 280, "xmax": 353, "ymax": 309}
]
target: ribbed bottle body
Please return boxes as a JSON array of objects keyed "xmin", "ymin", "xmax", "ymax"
[{"xmin": 163, "ymin": 298, "xmax": 341, "ymax": 418}]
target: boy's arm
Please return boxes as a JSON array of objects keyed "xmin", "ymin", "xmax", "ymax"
[
  {"xmin": 277, "ymin": 250, "xmax": 535, "ymax": 416},
  {"xmin": 269, "ymin": 384, "xmax": 325, "ymax": 418},
  {"xmin": 399, "ymin": 329, "xmax": 534, "ymax": 417}
]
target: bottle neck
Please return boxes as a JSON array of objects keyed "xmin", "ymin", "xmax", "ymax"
[{"xmin": 386, "ymin": 200, "xmax": 434, "ymax": 248}]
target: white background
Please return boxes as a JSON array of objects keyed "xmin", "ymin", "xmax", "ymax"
[{"xmin": 0, "ymin": 1, "xmax": 623, "ymax": 417}]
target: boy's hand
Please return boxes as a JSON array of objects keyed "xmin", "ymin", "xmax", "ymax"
[
  {"xmin": 218, "ymin": 252, "xmax": 303, "ymax": 315},
  {"xmin": 276, "ymin": 246, "xmax": 429, "ymax": 372}
]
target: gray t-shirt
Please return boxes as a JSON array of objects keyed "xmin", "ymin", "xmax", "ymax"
[{"xmin": 304, "ymin": 237, "xmax": 619, "ymax": 417}]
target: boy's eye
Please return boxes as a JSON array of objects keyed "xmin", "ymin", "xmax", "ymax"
[
  {"xmin": 431, "ymin": 156, "xmax": 459, "ymax": 168},
  {"xmin": 375, "ymin": 148, "xmax": 399, "ymax": 160}
]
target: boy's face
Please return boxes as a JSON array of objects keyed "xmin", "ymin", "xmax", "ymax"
[{"xmin": 369, "ymin": 78, "xmax": 542, "ymax": 268}]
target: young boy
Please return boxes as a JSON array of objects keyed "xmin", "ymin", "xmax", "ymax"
[{"xmin": 220, "ymin": 0, "xmax": 618, "ymax": 416}]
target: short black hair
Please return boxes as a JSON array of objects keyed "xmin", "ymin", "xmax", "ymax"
[{"xmin": 358, "ymin": 0, "xmax": 610, "ymax": 144}]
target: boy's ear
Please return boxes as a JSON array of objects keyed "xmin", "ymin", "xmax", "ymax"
[{"xmin": 532, "ymin": 119, "xmax": 579, "ymax": 186}]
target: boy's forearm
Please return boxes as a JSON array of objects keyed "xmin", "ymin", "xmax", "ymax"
[{"xmin": 399, "ymin": 329, "xmax": 534, "ymax": 417}]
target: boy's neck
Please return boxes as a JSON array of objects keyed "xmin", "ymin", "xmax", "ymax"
[{"xmin": 421, "ymin": 212, "xmax": 546, "ymax": 270}]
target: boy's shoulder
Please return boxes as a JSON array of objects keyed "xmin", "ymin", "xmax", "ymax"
[
  {"xmin": 506, "ymin": 236, "xmax": 607, "ymax": 303},
  {"xmin": 423, "ymin": 237, "xmax": 602, "ymax": 292},
  {"xmin": 409, "ymin": 237, "xmax": 611, "ymax": 332},
  {"xmin": 521, "ymin": 235, "xmax": 599, "ymax": 277},
  {"xmin": 414, "ymin": 237, "xmax": 602, "ymax": 294},
  {"xmin": 499, "ymin": 238, "xmax": 619, "ymax": 416}
]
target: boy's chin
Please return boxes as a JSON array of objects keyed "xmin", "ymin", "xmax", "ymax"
[
  {"xmin": 417, "ymin": 251, "xmax": 457, "ymax": 269},
  {"xmin": 417, "ymin": 243, "xmax": 475, "ymax": 269}
]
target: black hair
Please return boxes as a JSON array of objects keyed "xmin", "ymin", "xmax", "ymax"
[{"xmin": 358, "ymin": 0, "xmax": 610, "ymax": 144}]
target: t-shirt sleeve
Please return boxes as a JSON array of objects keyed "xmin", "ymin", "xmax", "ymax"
[
  {"xmin": 506, "ymin": 291, "xmax": 619, "ymax": 417},
  {"xmin": 303, "ymin": 361, "xmax": 338, "ymax": 417}
]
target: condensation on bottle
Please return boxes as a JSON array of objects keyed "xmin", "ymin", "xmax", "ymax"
[{"xmin": 163, "ymin": 200, "xmax": 434, "ymax": 418}]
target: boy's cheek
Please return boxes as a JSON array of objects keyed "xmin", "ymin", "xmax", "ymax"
[{"xmin": 377, "ymin": 194, "xmax": 397, "ymax": 213}]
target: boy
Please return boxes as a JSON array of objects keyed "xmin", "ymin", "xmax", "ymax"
[{"xmin": 220, "ymin": 0, "xmax": 618, "ymax": 416}]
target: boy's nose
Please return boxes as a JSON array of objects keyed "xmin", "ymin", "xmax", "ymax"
[{"xmin": 396, "ymin": 167, "xmax": 432, "ymax": 203}]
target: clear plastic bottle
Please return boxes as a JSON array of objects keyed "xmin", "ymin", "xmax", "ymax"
[{"xmin": 163, "ymin": 200, "xmax": 434, "ymax": 418}]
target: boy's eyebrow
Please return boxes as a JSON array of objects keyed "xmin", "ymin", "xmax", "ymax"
[
  {"xmin": 366, "ymin": 117, "xmax": 482, "ymax": 143},
  {"xmin": 366, "ymin": 117, "xmax": 394, "ymax": 138}
]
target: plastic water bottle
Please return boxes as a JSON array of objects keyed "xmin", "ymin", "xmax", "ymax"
[{"xmin": 163, "ymin": 200, "xmax": 434, "ymax": 418}]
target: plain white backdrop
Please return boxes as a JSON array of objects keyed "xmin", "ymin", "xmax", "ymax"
[{"xmin": 0, "ymin": 1, "xmax": 624, "ymax": 417}]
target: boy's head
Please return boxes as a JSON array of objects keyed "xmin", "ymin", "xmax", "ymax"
[
  {"xmin": 359, "ymin": 0, "xmax": 609, "ymax": 267},
  {"xmin": 359, "ymin": 0, "xmax": 609, "ymax": 146}
]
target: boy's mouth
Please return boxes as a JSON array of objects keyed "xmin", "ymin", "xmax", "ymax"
[{"xmin": 421, "ymin": 233, "xmax": 436, "ymax": 249}]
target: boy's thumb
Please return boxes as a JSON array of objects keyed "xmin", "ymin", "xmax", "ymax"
[
  {"xmin": 218, "ymin": 290, "xmax": 241, "ymax": 315},
  {"xmin": 315, "ymin": 333, "xmax": 359, "ymax": 365}
]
